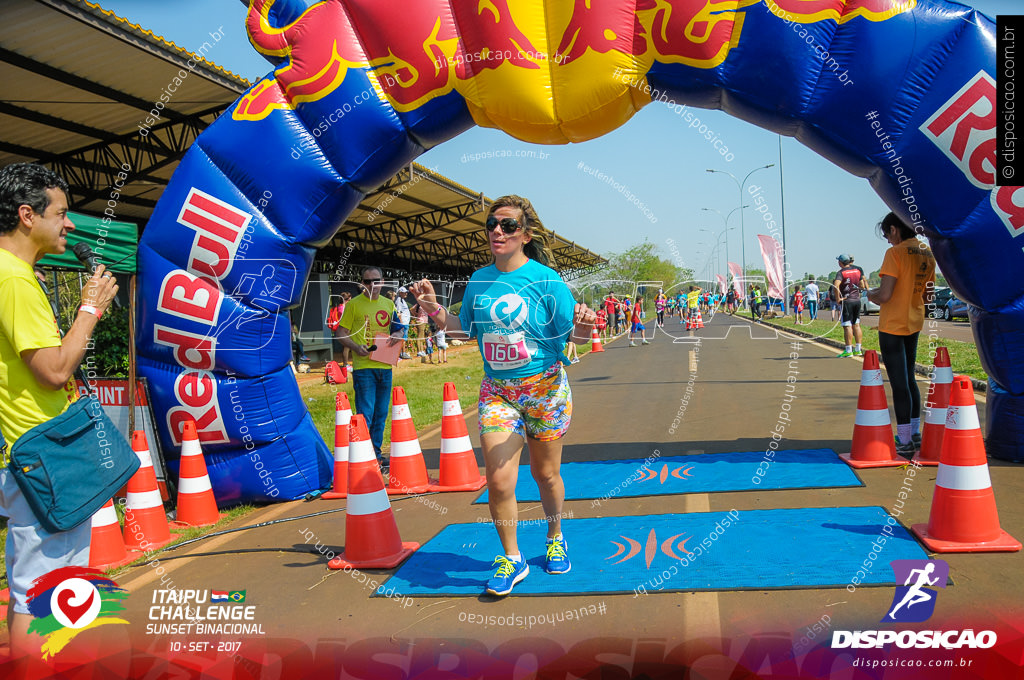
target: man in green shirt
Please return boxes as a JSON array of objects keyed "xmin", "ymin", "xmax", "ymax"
[
  {"xmin": 336, "ymin": 266, "xmax": 404, "ymax": 466},
  {"xmin": 0, "ymin": 163, "xmax": 118, "ymax": 658}
]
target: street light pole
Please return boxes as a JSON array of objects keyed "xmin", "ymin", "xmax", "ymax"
[
  {"xmin": 699, "ymin": 226, "xmax": 733, "ymax": 286},
  {"xmin": 701, "ymin": 206, "xmax": 745, "ymax": 291},
  {"xmin": 707, "ymin": 164, "xmax": 775, "ymax": 284}
]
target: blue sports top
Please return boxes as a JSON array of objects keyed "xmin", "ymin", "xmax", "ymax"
[{"xmin": 459, "ymin": 259, "xmax": 576, "ymax": 379}]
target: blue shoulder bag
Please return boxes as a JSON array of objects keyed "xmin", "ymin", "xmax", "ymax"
[{"xmin": 5, "ymin": 276, "xmax": 138, "ymax": 533}]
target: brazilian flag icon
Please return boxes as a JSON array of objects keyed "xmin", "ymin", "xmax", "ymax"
[{"xmin": 228, "ymin": 591, "xmax": 246, "ymax": 603}]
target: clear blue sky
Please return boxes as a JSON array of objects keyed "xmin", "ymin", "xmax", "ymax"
[{"xmin": 102, "ymin": 0, "xmax": 1013, "ymax": 281}]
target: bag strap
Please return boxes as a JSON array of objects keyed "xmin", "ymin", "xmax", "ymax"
[{"xmin": 36, "ymin": 274, "xmax": 89, "ymax": 389}]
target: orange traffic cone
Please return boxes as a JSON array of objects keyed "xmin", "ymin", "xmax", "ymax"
[
  {"xmin": 911, "ymin": 377, "xmax": 1021, "ymax": 552},
  {"xmin": 328, "ymin": 415, "xmax": 419, "ymax": 569},
  {"xmin": 695, "ymin": 310, "xmax": 704, "ymax": 329},
  {"xmin": 590, "ymin": 327, "xmax": 604, "ymax": 353},
  {"xmin": 171, "ymin": 419, "xmax": 222, "ymax": 527},
  {"xmin": 915, "ymin": 347, "xmax": 953, "ymax": 466},
  {"xmin": 89, "ymin": 499, "xmax": 137, "ymax": 569},
  {"xmin": 387, "ymin": 386, "xmax": 432, "ymax": 494},
  {"xmin": 840, "ymin": 350, "xmax": 904, "ymax": 468},
  {"xmin": 429, "ymin": 382, "xmax": 486, "ymax": 492},
  {"xmin": 322, "ymin": 392, "xmax": 352, "ymax": 499},
  {"xmin": 123, "ymin": 431, "xmax": 173, "ymax": 552}
]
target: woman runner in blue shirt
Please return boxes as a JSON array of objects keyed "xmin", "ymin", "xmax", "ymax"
[{"xmin": 410, "ymin": 195, "xmax": 596, "ymax": 596}]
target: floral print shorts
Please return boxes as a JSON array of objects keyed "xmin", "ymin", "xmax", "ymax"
[{"xmin": 478, "ymin": 363, "xmax": 572, "ymax": 441}]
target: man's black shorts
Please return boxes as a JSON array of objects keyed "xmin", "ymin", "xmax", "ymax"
[{"xmin": 841, "ymin": 299, "xmax": 861, "ymax": 326}]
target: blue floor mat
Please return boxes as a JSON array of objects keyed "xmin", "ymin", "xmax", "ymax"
[
  {"xmin": 475, "ymin": 449, "xmax": 862, "ymax": 503},
  {"xmin": 377, "ymin": 506, "xmax": 925, "ymax": 597}
]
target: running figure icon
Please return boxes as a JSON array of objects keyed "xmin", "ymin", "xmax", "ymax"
[
  {"xmin": 888, "ymin": 563, "xmax": 938, "ymax": 619},
  {"xmin": 883, "ymin": 559, "xmax": 948, "ymax": 623}
]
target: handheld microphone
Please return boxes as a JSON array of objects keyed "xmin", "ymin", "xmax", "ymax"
[
  {"xmin": 71, "ymin": 242, "xmax": 101, "ymax": 272},
  {"xmin": 72, "ymin": 242, "xmax": 122, "ymax": 308}
]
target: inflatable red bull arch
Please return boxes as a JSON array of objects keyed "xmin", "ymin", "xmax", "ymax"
[{"xmin": 137, "ymin": 0, "xmax": 1022, "ymax": 504}]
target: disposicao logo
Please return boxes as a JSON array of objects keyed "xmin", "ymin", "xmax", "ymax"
[
  {"xmin": 832, "ymin": 559, "xmax": 996, "ymax": 650},
  {"xmin": 26, "ymin": 566, "xmax": 130, "ymax": 659},
  {"xmin": 883, "ymin": 559, "xmax": 948, "ymax": 623}
]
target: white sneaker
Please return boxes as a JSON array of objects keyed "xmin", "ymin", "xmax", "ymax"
[{"xmin": 629, "ymin": 341, "xmax": 636, "ymax": 347}]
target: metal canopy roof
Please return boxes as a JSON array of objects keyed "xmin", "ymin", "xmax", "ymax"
[
  {"xmin": 317, "ymin": 164, "xmax": 607, "ymax": 280},
  {"xmin": 0, "ymin": 0, "xmax": 250, "ymax": 221},
  {"xmin": 1, "ymin": 0, "xmax": 606, "ymax": 279}
]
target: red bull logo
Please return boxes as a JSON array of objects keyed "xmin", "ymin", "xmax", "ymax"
[
  {"xmin": 921, "ymin": 71, "xmax": 996, "ymax": 190},
  {"xmin": 233, "ymin": 0, "xmax": 918, "ymax": 134}
]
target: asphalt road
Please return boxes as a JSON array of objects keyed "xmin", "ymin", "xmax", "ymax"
[{"xmin": 73, "ymin": 313, "xmax": 1021, "ymax": 678}]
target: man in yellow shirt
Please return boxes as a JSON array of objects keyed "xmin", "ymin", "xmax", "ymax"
[
  {"xmin": 686, "ymin": 285, "xmax": 701, "ymax": 324},
  {"xmin": 335, "ymin": 266, "xmax": 404, "ymax": 467},
  {"xmin": 0, "ymin": 163, "xmax": 118, "ymax": 657}
]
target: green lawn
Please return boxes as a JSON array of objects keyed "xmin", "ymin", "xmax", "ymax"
[
  {"xmin": 303, "ymin": 340, "xmax": 600, "ymax": 450},
  {"xmin": 302, "ymin": 343, "xmax": 487, "ymax": 451},
  {"xmin": 759, "ymin": 314, "xmax": 986, "ymax": 381},
  {"xmin": 0, "ymin": 340, "xmax": 605, "ymax": 601}
]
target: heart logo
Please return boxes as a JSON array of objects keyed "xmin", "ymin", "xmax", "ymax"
[{"xmin": 56, "ymin": 587, "xmax": 95, "ymax": 626}]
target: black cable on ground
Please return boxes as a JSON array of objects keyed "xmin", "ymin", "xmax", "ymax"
[{"xmin": 163, "ymin": 492, "xmax": 443, "ymax": 552}]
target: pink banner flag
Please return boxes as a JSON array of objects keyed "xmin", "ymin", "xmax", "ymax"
[
  {"xmin": 715, "ymin": 274, "xmax": 727, "ymax": 295},
  {"xmin": 757, "ymin": 234, "xmax": 785, "ymax": 299},
  {"xmin": 728, "ymin": 262, "xmax": 743, "ymax": 294}
]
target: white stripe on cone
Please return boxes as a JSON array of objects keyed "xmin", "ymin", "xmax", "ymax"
[
  {"xmin": 854, "ymin": 409, "xmax": 891, "ymax": 427},
  {"xmin": 178, "ymin": 475, "xmax": 213, "ymax": 494},
  {"xmin": 441, "ymin": 435, "xmax": 473, "ymax": 454},
  {"xmin": 393, "ymin": 403, "xmax": 412, "ymax": 420},
  {"xmin": 924, "ymin": 405, "xmax": 947, "ymax": 425},
  {"xmin": 92, "ymin": 503, "xmax": 118, "ymax": 527},
  {"xmin": 936, "ymin": 464, "xmax": 992, "ymax": 491},
  {"xmin": 336, "ymin": 409, "xmax": 351, "ymax": 427},
  {"xmin": 390, "ymin": 439, "xmax": 422, "ymax": 458},
  {"xmin": 442, "ymin": 401, "xmax": 462, "ymax": 417},
  {"xmin": 347, "ymin": 488, "xmax": 392, "ymax": 516},
  {"xmin": 333, "ymin": 444, "xmax": 348, "ymax": 463},
  {"xmin": 932, "ymin": 366, "xmax": 954, "ymax": 382},
  {"xmin": 126, "ymin": 489, "xmax": 164, "ymax": 509},
  {"xmin": 946, "ymin": 404, "xmax": 981, "ymax": 431},
  {"xmin": 136, "ymin": 449, "xmax": 154, "ymax": 468},
  {"xmin": 860, "ymin": 369, "xmax": 883, "ymax": 387},
  {"xmin": 349, "ymin": 439, "xmax": 376, "ymax": 464},
  {"xmin": 181, "ymin": 439, "xmax": 203, "ymax": 457}
]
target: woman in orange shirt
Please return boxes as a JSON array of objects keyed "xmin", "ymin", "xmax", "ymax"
[{"xmin": 867, "ymin": 212, "xmax": 936, "ymax": 456}]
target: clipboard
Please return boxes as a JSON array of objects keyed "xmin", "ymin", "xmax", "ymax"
[{"xmin": 369, "ymin": 334, "xmax": 402, "ymax": 365}]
